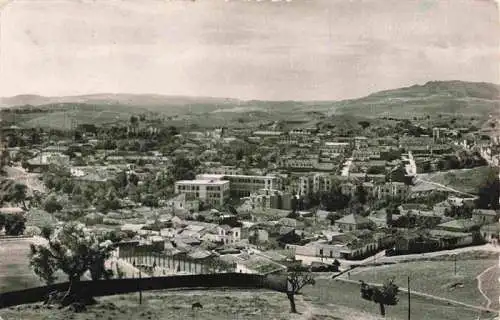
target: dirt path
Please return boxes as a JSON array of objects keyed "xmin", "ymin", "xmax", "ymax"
[{"xmin": 476, "ymin": 265, "xmax": 498, "ymax": 309}]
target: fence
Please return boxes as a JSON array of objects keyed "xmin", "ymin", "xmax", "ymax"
[
  {"xmin": 119, "ymin": 250, "xmax": 213, "ymax": 275},
  {"xmin": 0, "ymin": 273, "xmax": 288, "ymax": 309}
]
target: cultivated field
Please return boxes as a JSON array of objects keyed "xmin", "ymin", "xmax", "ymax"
[{"xmin": 349, "ymin": 256, "xmax": 499, "ymax": 311}]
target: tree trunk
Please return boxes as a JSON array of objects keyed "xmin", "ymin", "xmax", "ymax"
[
  {"xmin": 287, "ymin": 293, "xmax": 297, "ymax": 313},
  {"xmin": 379, "ymin": 303, "xmax": 386, "ymax": 317},
  {"xmin": 61, "ymin": 277, "xmax": 78, "ymax": 306}
]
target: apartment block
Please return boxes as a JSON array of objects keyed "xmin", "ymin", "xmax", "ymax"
[
  {"xmin": 174, "ymin": 179, "xmax": 230, "ymax": 206},
  {"xmin": 196, "ymin": 174, "xmax": 282, "ymax": 198}
]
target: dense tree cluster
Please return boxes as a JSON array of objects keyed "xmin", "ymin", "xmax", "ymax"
[{"xmin": 0, "ymin": 213, "xmax": 26, "ymax": 235}]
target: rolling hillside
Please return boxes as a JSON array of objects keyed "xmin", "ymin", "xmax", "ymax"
[
  {"xmin": 1, "ymin": 80, "xmax": 498, "ymax": 130},
  {"xmin": 330, "ymin": 81, "xmax": 500, "ymax": 119}
]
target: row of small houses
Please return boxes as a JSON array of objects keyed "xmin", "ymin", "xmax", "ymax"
[{"xmin": 287, "ymin": 216, "xmax": 499, "ymax": 260}]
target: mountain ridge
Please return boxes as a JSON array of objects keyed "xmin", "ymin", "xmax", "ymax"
[{"xmin": 2, "ymin": 80, "xmax": 498, "ymax": 109}]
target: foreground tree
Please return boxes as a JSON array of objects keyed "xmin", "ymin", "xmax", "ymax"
[
  {"xmin": 360, "ymin": 279, "xmax": 399, "ymax": 317},
  {"xmin": 286, "ymin": 272, "xmax": 315, "ymax": 313},
  {"xmin": 29, "ymin": 222, "xmax": 114, "ymax": 306}
]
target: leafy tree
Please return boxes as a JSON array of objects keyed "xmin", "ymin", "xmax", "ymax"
[
  {"xmin": 360, "ymin": 279, "xmax": 399, "ymax": 316},
  {"xmin": 205, "ymin": 257, "xmax": 235, "ymax": 274},
  {"xmin": 29, "ymin": 222, "xmax": 114, "ymax": 306},
  {"xmin": 355, "ymin": 184, "xmax": 367, "ymax": 204},
  {"xmin": 476, "ymin": 167, "xmax": 500, "ymax": 210},
  {"xmin": 319, "ymin": 189, "xmax": 350, "ymax": 211},
  {"xmin": 141, "ymin": 194, "xmax": 159, "ymax": 208},
  {"xmin": 0, "ymin": 213, "xmax": 5, "ymax": 231},
  {"xmin": 29, "ymin": 243, "xmax": 58, "ymax": 285},
  {"xmin": 3, "ymin": 213, "xmax": 26, "ymax": 235},
  {"xmin": 386, "ymin": 204, "xmax": 400, "ymax": 227},
  {"xmin": 129, "ymin": 115, "xmax": 139, "ymax": 126},
  {"xmin": 358, "ymin": 121, "xmax": 371, "ymax": 129},
  {"xmin": 286, "ymin": 272, "xmax": 315, "ymax": 313},
  {"xmin": 41, "ymin": 225, "xmax": 53, "ymax": 239},
  {"xmin": 287, "ymin": 210, "xmax": 299, "ymax": 219},
  {"xmin": 128, "ymin": 172, "xmax": 139, "ymax": 186},
  {"xmin": 172, "ymin": 156, "xmax": 198, "ymax": 181},
  {"xmin": 444, "ymin": 204, "xmax": 474, "ymax": 219},
  {"xmin": 44, "ymin": 196, "xmax": 63, "ymax": 213},
  {"xmin": 113, "ymin": 171, "xmax": 128, "ymax": 190},
  {"xmin": 326, "ymin": 211, "xmax": 342, "ymax": 225},
  {"xmin": 10, "ymin": 183, "xmax": 28, "ymax": 209}
]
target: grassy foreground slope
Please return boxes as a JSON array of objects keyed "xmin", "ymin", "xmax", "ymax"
[
  {"xmin": 303, "ymin": 279, "xmax": 495, "ymax": 320},
  {"xmin": 349, "ymin": 257, "xmax": 499, "ymax": 310},
  {"xmin": 1, "ymin": 283, "xmax": 493, "ymax": 320}
]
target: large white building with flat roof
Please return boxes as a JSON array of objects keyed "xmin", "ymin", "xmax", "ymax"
[
  {"xmin": 196, "ymin": 174, "xmax": 282, "ymax": 198},
  {"xmin": 175, "ymin": 179, "xmax": 230, "ymax": 206}
]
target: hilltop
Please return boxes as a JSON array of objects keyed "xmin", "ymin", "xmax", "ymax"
[{"xmin": 330, "ymin": 80, "xmax": 500, "ymax": 119}]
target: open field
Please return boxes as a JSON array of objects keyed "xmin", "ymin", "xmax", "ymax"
[
  {"xmin": 0, "ymin": 289, "xmax": 377, "ymax": 320},
  {"xmin": 303, "ymin": 278, "xmax": 495, "ymax": 320},
  {"xmin": 349, "ymin": 257, "xmax": 499, "ymax": 311},
  {"xmin": 0, "ymin": 238, "xmax": 44, "ymax": 293},
  {"xmin": 0, "ymin": 238, "xmax": 67, "ymax": 293},
  {"xmin": 418, "ymin": 166, "xmax": 494, "ymax": 195}
]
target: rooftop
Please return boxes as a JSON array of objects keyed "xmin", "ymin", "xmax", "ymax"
[
  {"xmin": 175, "ymin": 179, "xmax": 229, "ymax": 185},
  {"xmin": 335, "ymin": 214, "xmax": 371, "ymax": 226},
  {"xmin": 324, "ymin": 142, "xmax": 350, "ymax": 146}
]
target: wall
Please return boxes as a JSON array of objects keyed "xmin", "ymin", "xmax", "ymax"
[{"xmin": 0, "ymin": 273, "xmax": 288, "ymax": 309}]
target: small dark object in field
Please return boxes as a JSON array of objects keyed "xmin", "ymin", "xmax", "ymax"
[{"xmin": 192, "ymin": 302, "xmax": 203, "ymax": 309}]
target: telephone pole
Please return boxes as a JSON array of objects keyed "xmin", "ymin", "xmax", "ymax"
[
  {"xmin": 138, "ymin": 270, "xmax": 142, "ymax": 305},
  {"xmin": 454, "ymin": 254, "xmax": 457, "ymax": 276},
  {"xmin": 407, "ymin": 276, "xmax": 411, "ymax": 320}
]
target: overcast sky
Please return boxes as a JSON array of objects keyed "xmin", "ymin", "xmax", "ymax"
[{"xmin": 0, "ymin": 0, "xmax": 498, "ymax": 100}]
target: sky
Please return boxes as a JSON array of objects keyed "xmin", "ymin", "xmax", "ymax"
[{"xmin": 0, "ymin": 0, "xmax": 498, "ymax": 101}]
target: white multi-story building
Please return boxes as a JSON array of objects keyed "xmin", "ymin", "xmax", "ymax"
[
  {"xmin": 174, "ymin": 179, "xmax": 230, "ymax": 206},
  {"xmin": 196, "ymin": 174, "xmax": 282, "ymax": 198}
]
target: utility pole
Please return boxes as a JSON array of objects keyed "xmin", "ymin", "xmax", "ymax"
[
  {"xmin": 139, "ymin": 269, "xmax": 142, "ymax": 305},
  {"xmin": 407, "ymin": 276, "xmax": 411, "ymax": 320},
  {"xmin": 454, "ymin": 254, "xmax": 457, "ymax": 276}
]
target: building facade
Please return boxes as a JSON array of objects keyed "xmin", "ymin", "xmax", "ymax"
[{"xmin": 174, "ymin": 179, "xmax": 230, "ymax": 206}]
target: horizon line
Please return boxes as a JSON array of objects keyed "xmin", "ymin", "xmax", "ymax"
[{"xmin": 1, "ymin": 79, "xmax": 498, "ymax": 104}]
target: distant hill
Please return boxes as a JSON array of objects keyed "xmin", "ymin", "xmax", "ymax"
[
  {"xmin": 0, "ymin": 94, "xmax": 239, "ymax": 109},
  {"xmin": 329, "ymin": 80, "xmax": 500, "ymax": 119},
  {"xmin": 1, "ymin": 80, "xmax": 498, "ymax": 129}
]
